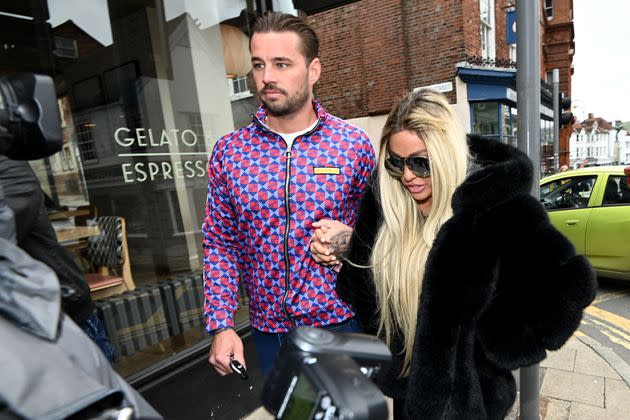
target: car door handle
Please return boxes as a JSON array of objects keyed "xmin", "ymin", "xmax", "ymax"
[{"xmin": 565, "ymin": 219, "xmax": 579, "ymax": 225}]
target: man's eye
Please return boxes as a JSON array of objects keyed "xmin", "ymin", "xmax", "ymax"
[
  {"xmin": 252, "ymin": 63, "xmax": 264, "ymax": 70},
  {"xmin": 276, "ymin": 63, "xmax": 288, "ymax": 69}
]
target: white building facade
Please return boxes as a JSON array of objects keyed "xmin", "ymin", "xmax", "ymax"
[{"xmin": 570, "ymin": 117, "xmax": 630, "ymax": 167}]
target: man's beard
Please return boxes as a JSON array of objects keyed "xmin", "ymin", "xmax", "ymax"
[{"xmin": 259, "ymin": 81, "xmax": 310, "ymax": 117}]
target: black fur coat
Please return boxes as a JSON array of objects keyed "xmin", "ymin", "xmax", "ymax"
[{"xmin": 337, "ymin": 136, "xmax": 597, "ymax": 419}]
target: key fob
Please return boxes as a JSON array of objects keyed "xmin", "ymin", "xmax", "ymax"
[{"xmin": 230, "ymin": 357, "xmax": 249, "ymax": 380}]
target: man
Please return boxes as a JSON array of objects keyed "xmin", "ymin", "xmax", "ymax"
[{"xmin": 203, "ymin": 12, "xmax": 376, "ymax": 375}]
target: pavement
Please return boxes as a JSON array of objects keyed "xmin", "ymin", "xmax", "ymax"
[
  {"xmin": 242, "ymin": 332, "xmax": 630, "ymax": 420},
  {"xmin": 507, "ymin": 332, "xmax": 630, "ymax": 420}
]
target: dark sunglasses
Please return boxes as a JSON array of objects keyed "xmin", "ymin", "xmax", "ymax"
[{"xmin": 384, "ymin": 154, "xmax": 431, "ymax": 178}]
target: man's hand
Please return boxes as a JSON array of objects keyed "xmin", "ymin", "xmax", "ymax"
[
  {"xmin": 208, "ymin": 328, "xmax": 245, "ymax": 376},
  {"xmin": 310, "ymin": 219, "xmax": 353, "ymax": 269}
]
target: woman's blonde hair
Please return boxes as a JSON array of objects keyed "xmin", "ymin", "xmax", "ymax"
[{"xmin": 372, "ymin": 89, "xmax": 468, "ymax": 376}]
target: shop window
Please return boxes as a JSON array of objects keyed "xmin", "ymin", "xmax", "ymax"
[{"xmin": 472, "ymin": 101, "xmax": 499, "ymax": 138}]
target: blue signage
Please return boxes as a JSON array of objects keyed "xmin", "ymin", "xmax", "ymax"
[{"xmin": 507, "ymin": 10, "xmax": 517, "ymax": 44}]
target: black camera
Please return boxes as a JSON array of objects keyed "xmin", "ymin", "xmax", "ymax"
[
  {"xmin": 262, "ymin": 327, "xmax": 392, "ymax": 420},
  {"xmin": 0, "ymin": 73, "xmax": 62, "ymax": 160}
]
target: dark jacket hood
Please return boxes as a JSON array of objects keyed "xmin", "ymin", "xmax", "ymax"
[{"xmin": 452, "ymin": 134, "xmax": 534, "ymax": 213}]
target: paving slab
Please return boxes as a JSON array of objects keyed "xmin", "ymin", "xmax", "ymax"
[
  {"xmin": 562, "ymin": 336, "xmax": 592, "ymax": 352},
  {"xmin": 541, "ymin": 347, "xmax": 576, "ymax": 372},
  {"xmin": 541, "ymin": 369, "xmax": 604, "ymax": 407},
  {"xmin": 574, "ymin": 347, "xmax": 621, "ymax": 379},
  {"xmin": 568, "ymin": 402, "xmax": 608, "ymax": 420},
  {"xmin": 543, "ymin": 398, "xmax": 570, "ymax": 420},
  {"xmin": 605, "ymin": 378, "xmax": 630, "ymax": 412}
]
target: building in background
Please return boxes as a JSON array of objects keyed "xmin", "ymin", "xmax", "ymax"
[
  {"xmin": 303, "ymin": 0, "xmax": 576, "ymax": 172},
  {"xmin": 570, "ymin": 114, "xmax": 630, "ymax": 167}
]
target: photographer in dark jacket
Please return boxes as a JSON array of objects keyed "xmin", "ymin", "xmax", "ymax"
[
  {"xmin": 334, "ymin": 89, "xmax": 597, "ymax": 419},
  {"xmin": 0, "ymin": 155, "xmax": 114, "ymax": 362}
]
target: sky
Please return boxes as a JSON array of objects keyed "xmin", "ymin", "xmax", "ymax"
[{"xmin": 572, "ymin": 0, "xmax": 630, "ymax": 123}]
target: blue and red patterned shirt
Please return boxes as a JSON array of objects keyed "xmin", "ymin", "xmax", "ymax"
[{"xmin": 202, "ymin": 101, "xmax": 376, "ymax": 333}]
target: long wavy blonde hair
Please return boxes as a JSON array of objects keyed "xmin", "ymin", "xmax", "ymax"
[{"xmin": 372, "ymin": 89, "xmax": 469, "ymax": 376}]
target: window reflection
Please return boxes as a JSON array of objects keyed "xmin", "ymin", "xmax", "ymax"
[{"xmin": 2, "ymin": 0, "xmax": 266, "ymax": 376}]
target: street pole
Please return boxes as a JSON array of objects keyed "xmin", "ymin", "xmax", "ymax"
[
  {"xmin": 552, "ymin": 69, "xmax": 560, "ymax": 172},
  {"xmin": 516, "ymin": 1, "xmax": 541, "ymax": 419}
]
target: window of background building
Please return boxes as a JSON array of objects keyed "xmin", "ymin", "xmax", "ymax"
[
  {"xmin": 1, "ymin": 0, "xmax": 264, "ymax": 378},
  {"xmin": 545, "ymin": 0, "xmax": 554, "ymax": 20},
  {"xmin": 479, "ymin": 0, "xmax": 496, "ymax": 60},
  {"xmin": 230, "ymin": 75, "xmax": 250, "ymax": 96}
]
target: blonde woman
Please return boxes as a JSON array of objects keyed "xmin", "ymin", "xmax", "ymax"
[{"xmin": 334, "ymin": 89, "xmax": 596, "ymax": 419}]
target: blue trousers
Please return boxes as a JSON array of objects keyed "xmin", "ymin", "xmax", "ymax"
[
  {"xmin": 251, "ymin": 318, "xmax": 363, "ymax": 375},
  {"xmin": 80, "ymin": 311, "xmax": 116, "ymax": 363}
]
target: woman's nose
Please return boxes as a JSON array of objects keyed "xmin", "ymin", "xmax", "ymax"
[{"xmin": 401, "ymin": 164, "xmax": 416, "ymax": 181}]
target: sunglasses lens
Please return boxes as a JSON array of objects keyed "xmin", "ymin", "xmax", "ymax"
[
  {"xmin": 385, "ymin": 155, "xmax": 430, "ymax": 178},
  {"xmin": 385, "ymin": 156, "xmax": 404, "ymax": 178},
  {"xmin": 408, "ymin": 157, "xmax": 430, "ymax": 178}
]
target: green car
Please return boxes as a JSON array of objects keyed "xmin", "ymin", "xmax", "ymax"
[{"xmin": 540, "ymin": 165, "xmax": 630, "ymax": 280}]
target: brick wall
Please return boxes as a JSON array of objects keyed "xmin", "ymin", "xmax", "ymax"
[
  {"xmin": 309, "ymin": 0, "xmax": 574, "ymax": 143},
  {"xmin": 53, "ymin": 21, "xmax": 103, "ymax": 58},
  {"xmin": 402, "ymin": 0, "xmax": 466, "ymax": 104},
  {"xmin": 310, "ymin": 0, "xmax": 474, "ymax": 118},
  {"xmin": 542, "ymin": 0, "xmax": 575, "ymax": 165},
  {"xmin": 308, "ymin": 0, "xmax": 408, "ymax": 119}
]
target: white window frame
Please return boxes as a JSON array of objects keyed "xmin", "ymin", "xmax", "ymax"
[
  {"xmin": 54, "ymin": 36, "xmax": 78, "ymax": 59},
  {"xmin": 545, "ymin": 0, "xmax": 554, "ymax": 20},
  {"xmin": 479, "ymin": 0, "xmax": 496, "ymax": 61},
  {"xmin": 227, "ymin": 75, "xmax": 253, "ymax": 101}
]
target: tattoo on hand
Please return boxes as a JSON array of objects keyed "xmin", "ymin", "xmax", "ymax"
[{"xmin": 327, "ymin": 230, "xmax": 352, "ymax": 257}]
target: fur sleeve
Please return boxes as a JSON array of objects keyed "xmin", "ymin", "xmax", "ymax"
[
  {"xmin": 337, "ymin": 182, "xmax": 381, "ymax": 334},
  {"xmin": 476, "ymin": 194, "xmax": 597, "ymax": 370}
]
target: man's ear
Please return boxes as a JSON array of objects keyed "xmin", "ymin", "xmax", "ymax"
[{"xmin": 309, "ymin": 57, "xmax": 321, "ymax": 85}]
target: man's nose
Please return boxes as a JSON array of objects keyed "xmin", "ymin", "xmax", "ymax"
[{"xmin": 262, "ymin": 66, "xmax": 276, "ymax": 85}]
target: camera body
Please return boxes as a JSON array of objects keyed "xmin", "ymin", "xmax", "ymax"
[
  {"xmin": 0, "ymin": 73, "xmax": 62, "ymax": 160},
  {"xmin": 262, "ymin": 327, "xmax": 391, "ymax": 420}
]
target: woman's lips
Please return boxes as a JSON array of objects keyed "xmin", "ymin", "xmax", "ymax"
[{"xmin": 405, "ymin": 184, "xmax": 426, "ymax": 194}]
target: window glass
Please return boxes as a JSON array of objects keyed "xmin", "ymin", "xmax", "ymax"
[
  {"xmin": 2, "ymin": 0, "xmax": 260, "ymax": 377},
  {"xmin": 479, "ymin": 0, "xmax": 495, "ymax": 59},
  {"xmin": 545, "ymin": 0, "xmax": 554, "ymax": 19},
  {"xmin": 540, "ymin": 176, "xmax": 596, "ymax": 210},
  {"xmin": 472, "ymin": 102, "xmax": 499, "ymax": 139},
  {"xmin": 603, "ymin": 176, "xmax": 630, "ymax": 206}
]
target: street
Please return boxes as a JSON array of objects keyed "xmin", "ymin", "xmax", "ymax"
[{"xmin": 580, "ymin": 278, "xmax": 630, "ymax": 366}]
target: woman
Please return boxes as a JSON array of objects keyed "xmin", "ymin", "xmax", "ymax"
[{"xmin": 335, "ymin": 89, "xmax": 596, "ymax": 419}]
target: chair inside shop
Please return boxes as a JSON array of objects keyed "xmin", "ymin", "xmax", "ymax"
[{"xmin": 83, "ymin": 216, "xmax": 136, "ymax": 300}]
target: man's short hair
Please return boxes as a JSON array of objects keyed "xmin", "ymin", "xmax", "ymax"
[{"xmin": 250, "ymin": 12, "xmax": 319, "ymax": 64}]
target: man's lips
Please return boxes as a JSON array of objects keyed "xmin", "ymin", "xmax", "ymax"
[{"xmin": 262, "ymin": 90, "xmax": 284, "ymax": 96}]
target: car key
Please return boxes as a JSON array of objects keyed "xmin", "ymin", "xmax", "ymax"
[{"xmin": 230, "ymin": 356, "xmax": 248, "ymax": 380}]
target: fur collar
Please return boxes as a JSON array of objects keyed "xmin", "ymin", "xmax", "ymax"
[{"xmin": 452, "ymin": 135, "xmax": 534, "ymax": 213}]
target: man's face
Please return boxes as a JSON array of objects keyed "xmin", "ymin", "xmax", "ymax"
[{"xmin": 250, "ymin": 31, "xmax": 321, "ymax": 117}]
